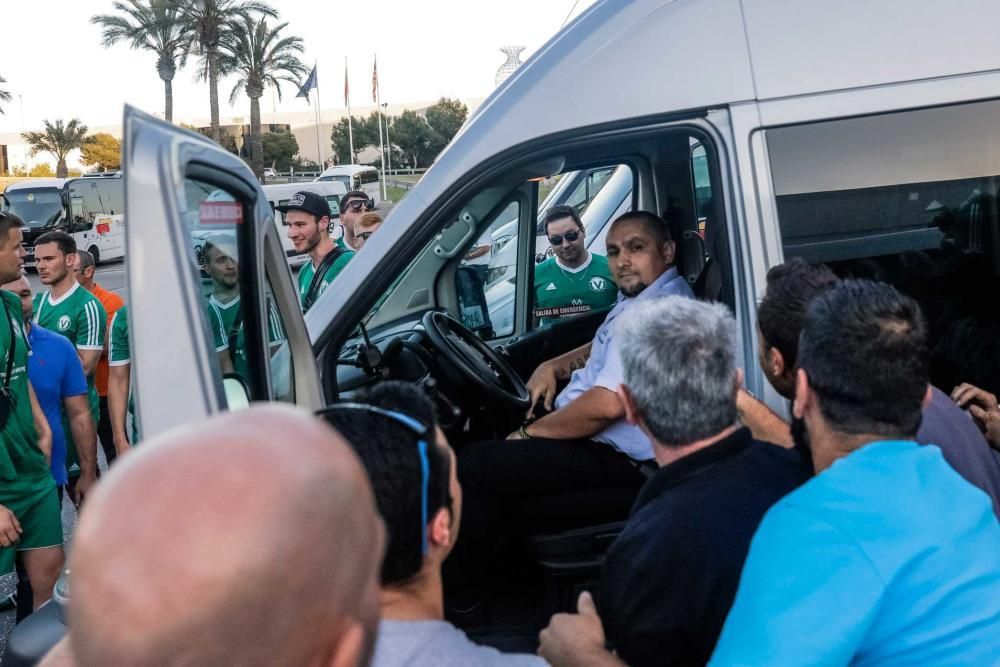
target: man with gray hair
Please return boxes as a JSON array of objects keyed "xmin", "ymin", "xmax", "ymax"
[{"xmin": 538, "ymin": 296, "xmax": 810, "ymax": 667}]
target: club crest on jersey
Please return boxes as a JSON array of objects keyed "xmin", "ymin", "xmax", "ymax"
[
  {"xmin": 589, "ymin": 277, "xmax": 608, "ymax": 291},
  {"xmin": 58, "ymin": 315, "xmax": 71, "ymax": 331}
]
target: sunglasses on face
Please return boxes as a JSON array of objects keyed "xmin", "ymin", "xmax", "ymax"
[
  {"xmin": 548, "ymin": 230, "xmax": 581, "ymax": 246},
  {"xmin": 344, "ymin": 199, "xmax": 372, "ymax": 212},
  {"xmin": 357, "ymin": 231, "xmax": 374, "ymax": 242}
]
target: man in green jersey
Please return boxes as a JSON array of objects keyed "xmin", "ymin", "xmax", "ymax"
[
  {"xmin": 533, "ymin": 205, "xmax": 618, "ymax": 325},
  {"xmin": 282, "ymin": 191, "xmax": 354, "ymax": 312},
  {"xmin": 107, "ymin": 302, "xmax": 230, "ymax": 452},
  {"xmin": 202, "ymin": 235, "xmax": 285, "ymax": 379},
  {"xmin": 32, "ymin": 231, "xmax": 100, "ymax": 506},
  {"xmin": 0, "ymin": 211, "xmax": 63, "ymax": 611}
]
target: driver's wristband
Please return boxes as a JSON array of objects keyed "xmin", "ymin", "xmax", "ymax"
[{"xmin": 518, "ymin": 426, "xmax": 531, "ymax": 440}]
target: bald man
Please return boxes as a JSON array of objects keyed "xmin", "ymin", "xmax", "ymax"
[{"xmin": 63, "ymin": 404, "xmax": 384, "ymax": 667}]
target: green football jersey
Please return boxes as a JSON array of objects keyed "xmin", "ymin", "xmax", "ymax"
[
  {"xmin": 533, "ymin": 253, "xmax": 618, "ymax": 323},
  {"xmin": 231, "ymin": 299, "xmax": 286, "ymax": 378},
  {"xmin": 0, "ymin": 291, "xmax": 49, "ymax": 499},
  {"xmin": 205, "ymin": 301, "xmax": 228, "ymax": 353},
  {"xmin": 108, "ymin": 306, "xmax": 138, "ymax": 444},
  {"xmin": 33, "ymin": 283, "xmax": 106, "ymax": 478},
  {"xmin": 298, "ymin": 249, "xmax": 354, "ymax": 311}
]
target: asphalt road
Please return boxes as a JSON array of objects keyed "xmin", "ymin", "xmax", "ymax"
[{"xmin": 2, "ymin": 262, "xmax": 127, "ymax": 661}]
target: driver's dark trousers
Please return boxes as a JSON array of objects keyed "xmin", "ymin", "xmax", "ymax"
[{"xmin": 444, "ymin": 436, "xmax": 647, "ymax": 606}]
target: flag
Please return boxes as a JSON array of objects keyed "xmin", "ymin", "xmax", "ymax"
[
  {"xmin": 372, "ymin": 56, "xmax": 378, "ymax": 103},
  {"xmin": 297, "ymin": 65, "xmax": 318, "ymax": 102},
  {"xmin": 344, "ymin": 62, "xmax": 350, "ymax": 107}
]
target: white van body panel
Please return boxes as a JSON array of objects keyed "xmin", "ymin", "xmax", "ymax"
[{"xmin": 263, "ymin": 181, "xmax": 347, "ymax": 268}]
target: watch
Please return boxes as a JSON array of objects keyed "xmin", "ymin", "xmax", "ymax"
[{"xmin": 518, "ymin": 425, "xmax": 531, "ymax": 439}]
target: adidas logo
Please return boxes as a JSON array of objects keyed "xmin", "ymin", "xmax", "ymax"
[{"xmin": 545, "ymin": 283, "xmax": 557, "ymax": 291}]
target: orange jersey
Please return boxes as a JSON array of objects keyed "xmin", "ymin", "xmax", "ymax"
[{"xmin": 89, "ymin": 282, "xmax": 125, "ymax": 397}]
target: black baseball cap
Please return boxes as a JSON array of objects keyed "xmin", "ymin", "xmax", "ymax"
[{"xmin": 275, "ymin": 191, "xmax": 331, "ymax": 219}]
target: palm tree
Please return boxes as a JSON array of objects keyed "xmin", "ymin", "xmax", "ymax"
[
  {"xmin": 22, "ymin": 119, "xmax": 92, "ymax": 178},
  {"xmin": 173, "ymin": 0, "xmax": 276, "ymax": 143},
  {"xmin": 0, "ymin": 75, "xmax": 11, "ymax": 115},
  {"xmin": 219, "ymin": 16, "xmax": 306, "ymax": 177},
  {"xmin": 91, "ymin": 1, "xmax": 192, "ymax": 122}
]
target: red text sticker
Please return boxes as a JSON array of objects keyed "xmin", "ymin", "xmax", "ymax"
[{"xmin": 199, "ymin": 201, "xmax": 243, "ymax": 225}]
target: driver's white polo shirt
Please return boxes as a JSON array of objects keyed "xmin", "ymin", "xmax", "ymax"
[{"xmin": 553, "ymin": 266, "xmax": 694, "ymax": 460}]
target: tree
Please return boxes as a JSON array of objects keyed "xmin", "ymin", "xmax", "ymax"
[
  {"xmin": 28, "ymin": 163, "xmax": 56, "ymax": 177},
  {"xmin": 425, "ymin": 97, "xmax": 468, "ymax": 153},
  {"xmin": 218, "ymin": 16, "xmax": 307, "ymax": 177},
  {"xmin": 22, "ymin": 119, "xmax": 92, "ymax": 178},
  {"xmin": 80, "ymin": 133, "xmax": 123, "ymax": 171},
  {"xmin": 391, "ymin": 109, "xmax": 437, "ymax": 168},
  {"xmin": 0, "ymin": 75, "xmax": 11, "ymax": 115},
  {"xmin": 330, "ymin": 114, "xmax": 379, "ymax": 164},
  {"xmin": 173, "ymin": 0, "xmax": 276, "ymax": 143},
  {"xmin": 261, "ymin": 128, "xmax": 298, "ymax": 170},
  {"xmin": 91, "ymin": 1, "xmax": 192, "ymax": 122}
]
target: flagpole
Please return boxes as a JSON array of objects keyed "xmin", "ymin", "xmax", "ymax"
[
  {"xmin": 346, "ymin": 56, "xmax": 354, "ymax": 165},
  {"xmin": 374, "ymin": 55, "xmax": 387, "ymax": 201},
  {"xmin": 313, "ymin": 61, "xmax": 323, "ymax": 169}
]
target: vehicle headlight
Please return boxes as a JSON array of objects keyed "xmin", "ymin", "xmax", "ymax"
[{"xmin": 486, "ymin": 265, "xmax": 510, "ymax": 285}]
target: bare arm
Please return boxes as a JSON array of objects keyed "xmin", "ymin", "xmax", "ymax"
[
  {"xmin": 524, "ymin": 341, "xmax": 594, "ymax": 417},
  {"xmin": 28, "ymin": 382, "xmax": 52, "ymax": 464},
  {"xmin": 465, "ymin": 244, "xmax": 491, "ymax": 260},
  {"xmin": 736, "ymin": 388, "xmax": 793, "ymax": 448},
  {"xmin": 108, "ymin": 364, "xmax": 131, "ymax": 455},
  {"xmin": 539, "ymin": 592, "xmax": 627, "ymax": 667},
  {"xmin": 77, "ymin": 349, "xmax": 102, "ymax": 376},
  {"xmin": 65, "ymin": 393, "xmax": 98, "ymax": 504},
  {"xmin": 518, "ymin": 386, "xmax": 623, "ymax": 440}
]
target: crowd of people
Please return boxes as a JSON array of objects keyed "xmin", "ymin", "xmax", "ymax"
[{"xmin": 2, "ymin": 201, "xmax": 999, "ymax": 665}]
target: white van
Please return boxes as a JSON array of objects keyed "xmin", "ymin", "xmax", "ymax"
[
  {"xmin": 13, "ymin": 1, "xmax": 1000, "ymax": 659},
  {"xmin": 314, "ymin": 164, "xmax": 381, "ymax": 204},
  {"xmin": 2, "ymin": 174, "xmax": 126, "ymax": 267},
  {"xmin": 263, "ymin": 181, "xmax": 347, "ymax": 268}
]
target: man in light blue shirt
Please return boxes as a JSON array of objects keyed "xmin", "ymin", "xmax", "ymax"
[
  {"xmin": 445, "ymin": 211, "xmax": 694, "ymax": 614},
  {"xmin": 711, "ymin": 280, "xmax": 1000, "ymax": 665}
]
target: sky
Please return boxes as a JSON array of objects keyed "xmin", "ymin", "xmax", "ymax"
[{"xmin": 0, "ymin": 0, "xmax": 598, "ymax": 134}]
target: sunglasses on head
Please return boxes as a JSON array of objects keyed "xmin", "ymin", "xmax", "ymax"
[
  {"xmin": 344, "ymin": 199, "xmax": 373, "ymax": 212},
  {"xmin": 548, "ymin": 230, "xmax": 580, "ymax": 246},
  {"xmin": 318, "ymin": 402, "xmax": 435, "ymax": 554}
]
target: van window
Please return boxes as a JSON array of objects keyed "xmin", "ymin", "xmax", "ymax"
[
  {"xmin": 68, "ymin": 178, "xmax": 123, "ymax": 230},
  {"xmin": 766, "ymin": 99, "xmax": 1000, "ymax": 396}
]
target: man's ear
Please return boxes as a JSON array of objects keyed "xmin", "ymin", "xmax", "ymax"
[
  {"xmin": 618, "ymin": 384, "xmax": 640, "ymax": 426},
  {"xmin": 767, "ymin": 346, "xmax": 787, "ymax": 380},
  {"xmin": 327, "ymin": 622, "xmax": 364, "ymax": 667},
  {"xmin": 793, "ymin": 368, "xmax": 812, "ymax": 419},
  {"xmin": 428, "ymin": 507, "xmax": 453, "ymax": 549},
  {"xmin": 661, "ymin": 239, "xmax": 677, "ymax": 265},
  {"xmin": 921, "ymin": 384, "xmax": 933, "ymax": 410}
]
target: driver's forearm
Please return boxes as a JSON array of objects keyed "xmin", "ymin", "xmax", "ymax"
[
  {"xmin": 527, "ymin": 386, "xmax": 622, "ymax": 440},
  {"xmin": 546, "ymin": 342, "xmax": 594, "ymax": 381}
]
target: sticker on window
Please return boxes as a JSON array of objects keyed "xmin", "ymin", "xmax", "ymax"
[{"xmin": 199, "ymin": 201, "xmax": 243, "ymax": 225}]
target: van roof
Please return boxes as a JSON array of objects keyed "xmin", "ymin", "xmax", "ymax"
[
  {"xmin": 317, "ymin": 164, "xmax": 378, "ymax": 177},
  {"xmin": 442, "ymin": 0, "xmax": 1000, "ymax": 179},
  {"xmin": 262, "ymin": 181, "xmax": 348, "ymax": 200},
  {"xmin": 4, "ymin": 178, "xmax": 66, "ymax": 191}
]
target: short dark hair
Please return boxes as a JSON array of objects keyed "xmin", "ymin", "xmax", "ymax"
[
  {"xmin": 758, "ymin": 258, "xmax": 838, "ymax": 368},
  {"xmin": 321, "ymin": 382, "xmax": 452, "ymax": 586},
  {"xmin": 543, "ymin": 205, "xmax": 584, "ymax": 234},
  {"xmin": 798, "ymin": 279, "xmax": 929, "ymax": 438},
  {"xmin": 76, "ymin": 250, "xmax": 96, "ymax": 272},
  {"xmin": 0, "ymin": 211, "xmax": 24, "ymax": 245},
  {"xmin": 609, "ymin": 210, "xmax": 674, "ymax": 245},
  {"xmin": 35, "ymin": 230, "xmax": 76, "ymax": 256}
]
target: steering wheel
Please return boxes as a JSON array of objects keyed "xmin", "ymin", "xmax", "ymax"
[{"xmin": 421, "ymin": 311, "xmax": 531, "ymax": 410}]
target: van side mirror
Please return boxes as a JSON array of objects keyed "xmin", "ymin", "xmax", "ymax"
[{"xmin": 455, "ymin": 265, "xmax": 494, "ymax": 339}]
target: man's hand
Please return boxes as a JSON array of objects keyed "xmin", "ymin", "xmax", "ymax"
[
  {"xmin": 526, "ymin": 361, "xmax": 558, "ymax": 418},
  {"xmin": 952, "ymin": 382, "xmax": 1000, "ymax": 448},
  {"xmin": 0, "ymin": 504, "xmax": 23, "ymax": 548},
  {"xmin": 74, "ymin": 471, "xmax": 97, "ymax": 508},
  {"xmin": 539, "ymin": 591, "xmax": 624, "ymax": 667}
]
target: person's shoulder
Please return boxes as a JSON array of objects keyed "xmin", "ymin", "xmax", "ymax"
[
  {"xmin": 0, "ymin": 290, "xmax": 19, "ymax": 310},
  {"xmin": 96, "ymin": 284, "xmax": 125, "ymax": 311},
  {"xmin": 374, "ymin": 620, "xmax": 544, "ymax": 667},
  {"xmin": 590, "ymin": 253, "xmax": 612, "ymax": 270},
  {"xmin": 534, "ymin": 257, "xmax": 557, "ymax": 277}
]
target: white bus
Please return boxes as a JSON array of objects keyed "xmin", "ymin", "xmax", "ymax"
[
  {"xmin": 314, "ymin": 164, "xmax": 381, "ymax": 204},
  {"xmin": 2, "ymin": 174, "xmax": 126, "ymax": 268}
]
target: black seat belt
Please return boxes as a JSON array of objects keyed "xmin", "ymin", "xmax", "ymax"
[{"xmin": 304, "ymin": 246, "xmax": 345, "ymax": 311}]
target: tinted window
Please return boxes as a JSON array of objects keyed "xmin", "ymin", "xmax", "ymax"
[
  {"xmin": 2, "ymin": 188, "xmax": 63, "ymax": 227},
  {"xmin": 767, "ymin": 99, "xmax": 1000, "ymax": 396}
]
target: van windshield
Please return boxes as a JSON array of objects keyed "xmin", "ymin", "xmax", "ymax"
[
  {"xmin": 2, "ymin": 188, "xmax": 64, "ymax": 227},
  {"xmin": 318, "ymin": 175, "xmax": 352, "ymax": 188}
]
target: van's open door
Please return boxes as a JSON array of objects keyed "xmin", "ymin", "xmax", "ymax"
[{"xmin": 122, "ymin": 106, "xmax": 322, "ymax": 441}]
